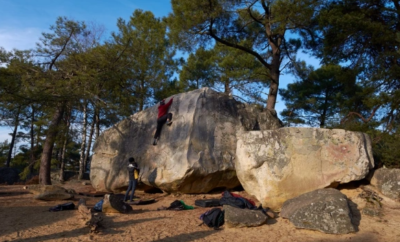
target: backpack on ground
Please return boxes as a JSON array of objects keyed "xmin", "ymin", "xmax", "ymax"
[
  {"xmin": 199, "ymin": 207, "xmax": 225, "ymax": 230},
  {"xmin": 167, "ymin": 200, "xmax": 185, "ymax": 210},
  {"xmin": 49, "ymin": 202, "xmax": 75, "ymax": 212},
  {"xmin": 219, "ymin": 190, "xmax": 257, "ymax": 209},
  {"xmin": 93, "ymin": 199, "xmax": 103, "ymax": 212},
  {"xmin": 195, "ymin": 199, "xmax": 221, "ymax": 208}
]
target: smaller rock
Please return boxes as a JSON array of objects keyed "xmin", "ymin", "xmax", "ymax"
[
  {"xmin": 224, "ymin": 205, "xmax": 268, "ymax": 228},
  {"xmin": 281, "ymin": 188, "xmax": 355, "ymax": 234},
  {"xmin": 369, "ymin": 168, "xmax": 400, "ymax": 201},
  {"xmin": 24, "ymin": 185, "xmax": 67, "ymax": 195}
]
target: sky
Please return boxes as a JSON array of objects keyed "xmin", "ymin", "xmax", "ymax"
[{"xmin": 0, "ymin": 0, "xmax": 319, "ymax": 144}]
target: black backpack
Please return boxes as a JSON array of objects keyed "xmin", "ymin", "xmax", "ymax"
[
  {"xmin": 219, "ymin": 190, "xmax": 257, "ymax": 209},
  {"xmin": 49, "ymin": 202, "xmax": 75, "ymax": 212},
  {"xmin": 199, "ymin": 208, "xmax": 225, "ymax": 229},
  {"xmin": 219, "ymin": 196, "xmax": 246, "ymax": 209},
  {"xmin": 167, "ymin": 200, "xmax": 185, "ymax": 210}
]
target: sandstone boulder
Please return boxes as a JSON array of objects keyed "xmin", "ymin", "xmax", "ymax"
[
  {"xmin": 90, "ymin": 88, "xmax": 282, "ymax": 193},
  {"xmin": 281, "ymin": 188, "xmax": 356, "ymax": 234},
  {"xmin": 370, "ymin": 167, "xmax": 400, "ymax": 201},
  {"xmin": 236, "ymin": 127, "xmax": 374, "ymax": 210}
]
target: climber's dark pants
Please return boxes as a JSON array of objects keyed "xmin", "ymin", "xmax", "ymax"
[{"xmin": 154, "ymin": 113, "xmax": 172, "ymax": 139}]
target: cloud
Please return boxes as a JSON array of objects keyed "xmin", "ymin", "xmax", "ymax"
[{"xmin": 0, "ymin": 27, "xmax": 42, "ymax": 51}]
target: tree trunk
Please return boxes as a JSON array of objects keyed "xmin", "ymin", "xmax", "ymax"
[
  {"xmin": 59, "ymin": 108, "xmax": 71, "ymax": 182},
  {"xmin": 139, "ymin": 79, "xmax": 145, "ymax": 111},
  {"xmin": 6, "ymin": 107, "xmax": 21, "ymax": 167},
  {"xmin": 95, "ymin": 109, "xmax": 100, "ymax": 140},
  {"xmin": 78, "ymin": 102, "xmax": 87, "ymax": 180},
  {"xmin": 224, "ymin": 80, "xmax": 231, "ymax": 95},
  {"xmin": 39, "ymin": 104, "xmax": 65, "ymax": 185},
  {"xmin": 84, "ymin": 113, "xmax": 96, "ymax": 174},
  {"xmin": 29, "ymin": 106, "xmax": 36, "ymax": 175},
  {"xmin": 266, "ymin": 50, "xmax": 280, "ymax": 111}
]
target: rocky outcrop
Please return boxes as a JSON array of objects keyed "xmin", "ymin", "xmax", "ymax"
[
  {"xmin": 281, "ymin": 188, "xmax": 356, "ymax": 234},
  {"xmin": 90, "ymin": 88, "xmax": 282, "ymax": 193},
  {"xmin": 370, "ymin": 167, "xmax": 400, "ymax": 201},
  {"xmin": 236, "ymin": 127, "xmax": 374, "ymax": 210}
]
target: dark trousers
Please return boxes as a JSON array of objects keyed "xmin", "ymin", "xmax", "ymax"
[
  {"xmin": 124, "ymin": 179, "xmax": 137, "ymax": 201},
  {"xmin": 154, "ymin": 113, "xmax": 172, "ymax": 139}
]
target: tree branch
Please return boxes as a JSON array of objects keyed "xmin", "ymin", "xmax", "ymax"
[
  {"xmin": 208, "ymin": 19, "xmax": 271, "ymax": 69},
  {"xmin": 340, "ymin": 105, "xmax": 381, "ymax": 124}
]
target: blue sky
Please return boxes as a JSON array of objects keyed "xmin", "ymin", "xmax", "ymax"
[
  {"xmin": 0, "ymin": 0, "xmax": 319, "ymax": 144},
  {"xmin": 0, "ymin": 0, "xmax": 171, "ymax": 51},
  {"xmin": 0, "ymin": 0, "xmax": 173, "ymax": 143}
]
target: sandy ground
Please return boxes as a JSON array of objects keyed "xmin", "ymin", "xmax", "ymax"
[{"xmin": 1, "ymin": 180, "xmax": 400, "ymax": 242}]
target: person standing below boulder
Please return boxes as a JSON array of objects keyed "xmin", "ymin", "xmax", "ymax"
[
  {"xmin": 124, "ymin": 157, "xmax": 139, "ymax": 202},
  {"xmin": 153, "ymin": 97, "xmax": 173, "ymax": 145}
]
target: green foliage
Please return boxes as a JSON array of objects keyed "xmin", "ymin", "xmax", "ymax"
[
  {"xmin": 280, "ymin": 64, "xmax": 358, "ymax": 127},
  {"xmin": 110, "ymin": 9, "xmax": 179, "ymax": 111},
  {"xmin": 179, "ymin": 44, "xmax": 270, "ymax": 104},
  {"xmin": 304, "ymin": 0, "xmax": 400, "ymax": 167},
  {"xmin": 168, "ymin": 0, "xmax": 322, "ymax": 109}
]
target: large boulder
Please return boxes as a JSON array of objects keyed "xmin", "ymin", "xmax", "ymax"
[
  {"xmin": 370, "ymin": 167, "xmax": 400, "ymax": 201},
  {"xmin": 90, "ymin": 88, "xmax": 282, "ymax": 193},
  {"xmin": 281, "ymin": 188, "xmax": 356, "ymax": 234},
  {"xmin": 236, "ymin": 127, "xmax": 374, "ymax": 210}
]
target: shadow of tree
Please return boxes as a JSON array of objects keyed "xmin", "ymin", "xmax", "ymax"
[
  {"xmin": 14, "ymin": 216, "xmax": 166, "ymax": 241},
  {"xmin": 152, "ymin": 230, "xmax": 219, "ymax": 242},
  {"xmin": 1, "ymin": 205, "xmax": 76, "ymax": 238}
]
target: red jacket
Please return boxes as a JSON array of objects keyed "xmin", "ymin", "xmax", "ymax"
[{"xmin": 157, "ymin": 98, "xmax": 173, "ymax": 118}]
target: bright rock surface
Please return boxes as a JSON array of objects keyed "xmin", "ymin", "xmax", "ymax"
[
  {"xmin": 90, "ymin": 88, "xmax": 282, "ymax": 193},
  {"xmin": 236, "ymin": 127, "xmax": 374, "ymax": 210}
]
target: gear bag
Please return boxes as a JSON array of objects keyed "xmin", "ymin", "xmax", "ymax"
[{"xmin": 199, "ymin": 207, "xmax": 225, "ymax": 229}]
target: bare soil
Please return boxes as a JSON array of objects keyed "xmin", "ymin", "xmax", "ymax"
[{"xmin": 1, "ymin": 180, "xmax": 400, "ymax": 242}]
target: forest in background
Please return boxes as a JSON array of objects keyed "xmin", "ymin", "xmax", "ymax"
[{"xmin": 0, "ymin": 0, "xmax": 399, "ymax": 185}]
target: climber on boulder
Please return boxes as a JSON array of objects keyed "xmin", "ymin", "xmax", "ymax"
[{"xmin": 153, "ymin": 97, "xmax": 173, "ymax": 145}]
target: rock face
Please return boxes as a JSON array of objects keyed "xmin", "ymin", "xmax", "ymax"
[
  {"xmin": 90, "ymin": 88, "xmax": 282, "ymax": 193},
  {"xmin": 236, "ymin": 127, "xmax": 374, "ymax": 210},
  {"xmin": 370, "ymin": 167, "xmax": 400, "ymax": 201},
  {"xmin": 224, "ymin": 205, "xmax": 268, "ymax": 227},
  {"xmin": 281, "ymin": 188, "xmax": 356, "ymax": 234}
]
